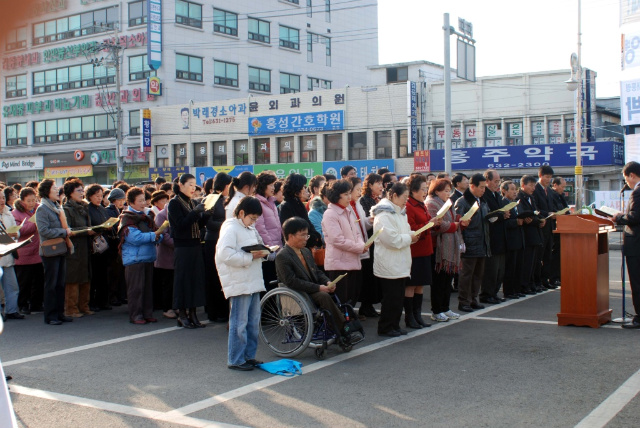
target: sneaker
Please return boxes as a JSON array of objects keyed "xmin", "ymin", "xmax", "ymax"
[
  {"xmin": 431, "ymin": 313, "xmax": 449, "ymax": 322},
  {"xmin": 347, "ymin": 331, "xmax": 364, "ymax": 345},
  {"xmin": 444, "ymin": 310, "xmax": 460, "ymax": 320}
]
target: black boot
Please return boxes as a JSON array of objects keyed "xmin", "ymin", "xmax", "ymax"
[
  {"xmin": 404, "ymin": 297, "xmax": 421, "ymax": 329},
  {"xmin": 413, "ymin": 294, "xmax": 431, "ymax": 327},
  {"xmin": 177, "ymin": 309, "xmax": 195, "ymax": 329},
  {"xmin": 188, "ymin": 307, "xmax": 205, "ymax": 328}
]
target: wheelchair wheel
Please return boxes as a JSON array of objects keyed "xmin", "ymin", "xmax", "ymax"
[{"xmin": 260, "ymin": 288, "xmax": 314, "ymax": 357}]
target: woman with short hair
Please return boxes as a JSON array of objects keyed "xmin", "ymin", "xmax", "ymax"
[
  {"xmin": 254, "ymin": 172, "xmax": 282, "ymax": 292},
  {"xmin": 279, "ymin": 173, "xmax": 321, "ymax": 248},
  {"xmin": 86, "ymin": 183, "xmax": 113, "ymax": 312}
]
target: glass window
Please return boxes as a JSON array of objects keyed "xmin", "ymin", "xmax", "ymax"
[
  {"xmin": 82, "ymin": 116, "xmax": 94, "ymax": 132},
  {"xmin": 375, "ymin": 131, "xmax": 392, "ymax": 159},
  {"xmin": 280, "ymin": 72, "xmax": 300, "ymax": 94},
  {"xmin": 325, "ymin": 0, "xmax": 331, "ymax": 22},
  {"xmin": 386, "ymin": 67, "xmax": 408, "ymax": 83},
  {"xmin": 248, "ymin": 66, "xmax": 270, "ymax": 92},
  {"xmin": 278, "ymin": 136, "xmax": 294, "ymax": 163},
  {"xmin": 397, "ymin": 129, "xmax": 409, "ymax": 158},
  {"xmin": 129, "ymin": 54, "xmax": 153, "ymax": 81},
  {"xmin": 324, "ymin": 134, "xmax": 342, "ymax": 161},
  {"xmin": 213, "ymin": 9, "xmax": 238, "ymax": 36},
  {"xmin": 348, "ymin": 132, "xmax": 367, "ymax": 160},
  {"xmin": 58, "ymin": 119, "xmax": 70, "ymax": 135},
  {"xmin": 5, "ymin": 75, "xmax": 27, "ymax": 98},
  {"xmin": 248, "ymin": 18, "xmax": 270, "ymax": 43},
  {"xmin": 6, "ymin": 123, "xmax": 27, "ymax": 146},
  {"xmin": 279, "ymin": 25, "xmax": 299, "ymax": 50},
  {"xmin": 175, "ymin": 0, "xmax": 202, "ymax": 28},
  {"xmin": 5, "ymin": 27, "xmax": 27, "ymax": 50},
  {"xmin": 70, "ymin": 117, "xmax": 82, "ymax": 133},
  {"xmin": 213, "ymin": 141, "xmax": 227, "ymax": 166},
  {"xmin": 33, "ymin": 6, "xmax": 117, "ymax": 45},
  {"xmin": 193, "ymin": 142, "xmax": 207, "ymax": 167},
  {"xmin": 234, "ymin": 139, "xmax": 248, "ymax": 165},
  {"xmin": 507, "ymin": 123, "xmax": 523, "ymax": 146},
  {"xmin": 34, "ymin": 64, "xmax": 111, "ymax": 94},
  {"xmin": 174, "ymin": 144, "xmax": 187, "ymax": 167},
  {"xmin": 485, "ymin": 123, "xmax": 502, "ymax": 147},
  {"xmin": 300, "ymin": 135, "xmax": 317, "ymax": 162},
  {"xmin": 214, "ymin": 61, "xmax": 238, "ymax": 87},
  {"xmin": 308, "ymin": 77, "xmax": 331, "ymax": 91},
  {"xmin": 95, "ymin": 115, "xmax": 108, "ymax": 131},
  {"xmin": 129, "ymin": 110, "xmax": 140, "ymax": 136},
  {"xmin": 129, "ymin": 0, "xmax": 147, "ymax": 26},
  {"xmin": 254, "ymin": 138, "xmax": 270, "ymax": 164},
  {"xmin": 307, "ymin": 32, "xmax": 331, "ymax": 65},
  {"xmin": 307, "ymin": 0, "xmax": 312, "ymax": 17},
  {"xmin": 548, "ymin": 120, "xmax": 562, "ymax": 144},
  {"xmin": 176, "ymin": 53, "xmax": 203, "ymax": 82}
]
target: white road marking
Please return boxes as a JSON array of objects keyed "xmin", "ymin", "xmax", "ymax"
[
  {"xmin": 9, "ymin": 384, "xmax": 247, "ymax": 428},
  {"xmin": 474, "ymin": 316, "xmax": 558, "ymax": 325},
  {"xmin": 574, "ymin": 368, "xmax": 640, "ymax": 428}
]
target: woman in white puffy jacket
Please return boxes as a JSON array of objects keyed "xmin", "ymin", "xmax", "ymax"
[
  {"xmin": 371, "ymin": 182, "xmax": 418, "ymax": 337},
  {"xmin": 215, "ymin": 196, "xmax": 267, "ymax": 371}
]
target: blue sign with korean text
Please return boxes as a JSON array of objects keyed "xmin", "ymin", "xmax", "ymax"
[
  {"xmin": 149, "ymin": 166, "xmax": 189, "ymax": 181},
  {"xmin": 428, "ymin": 141, "xmax": 624, "ymax": 171},
  {"xmin": 194, "ymin": 165, "xmax": 254, "ymax": 186},
  {"xmin": 408, "ymin": 81, "xmax": 418, "ymax": 153},
  {"xmin": 147, "ymin": 0, "xmax": 162, "ymax": 70},
  {"xmin": 249, "ymin": 110, "xmax": 344, "ymax": 136},
  {"xmin": 323, "ymin": 160, "xmax": 393, "ymax": 180}
]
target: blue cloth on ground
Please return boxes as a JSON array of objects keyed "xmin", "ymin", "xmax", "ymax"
[{"xmin": 256, "ymin": 359, "xmax": 303, "ymax": 377}]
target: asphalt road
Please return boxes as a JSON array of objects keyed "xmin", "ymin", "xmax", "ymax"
[{"xmin": 1, "ymin": 248, "xmax": 639, "ymax": 428}]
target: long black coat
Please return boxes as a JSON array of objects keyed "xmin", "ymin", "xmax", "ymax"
[
  {"xmin": 63, "ymin": 200, "xmax": 92, "ymax": 284},
  {"xmin": 278, "ymin": 197, "xmax": 322, "ymax": 248},
  {"xmin": 482, "ymin": 189, "xmax": 508, "ymax": 255},
  {"xmin": 454, "ymin": 189, "xmax": 490, "ymax": 258},
  {"xmin": 504, "ymin": 199, "xmax": 525, "ymax": 251},
  {"xmin": 619, "ymin": 185, "xmax": 640, "ymax": 257},
  {"xmin": 533, "ymin": 182, "xmax": 554, "ymax": 236},
  {"xmin": 517, "ymin": 190, "xmax": 543, "ymax": 247}
]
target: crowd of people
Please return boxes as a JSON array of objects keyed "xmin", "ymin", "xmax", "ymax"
[{"xmin": 2, "ymin": 161, "xmax": 638, "ymax": 369}]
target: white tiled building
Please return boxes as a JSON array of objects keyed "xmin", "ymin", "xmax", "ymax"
[{"xmin": 0, "ymin": 0, "xmax": 378, "ymax": 183}]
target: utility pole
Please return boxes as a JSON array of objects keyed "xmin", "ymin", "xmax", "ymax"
[
  {"xmin": 575, "ymin": 0, "xmax": 584, "ymax": 209},
  {"xmin": 443, "ymin": 13, "xmax": 452, "ymax": 174}
]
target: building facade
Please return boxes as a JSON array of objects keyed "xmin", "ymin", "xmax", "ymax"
[{"xmin": 1, "ymin": 0, "xmax": 378, "ymax": 183}]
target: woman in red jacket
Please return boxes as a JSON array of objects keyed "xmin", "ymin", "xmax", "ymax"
[{"xmin": 405, "ymin": 174, "xmax": 441, "ymax": 329}]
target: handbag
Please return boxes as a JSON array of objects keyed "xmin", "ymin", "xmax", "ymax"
[
  {"xmin": 312, "ymin": 246, "xmax": 325, "ymax": 267},
  {"xmin": 40, "ymin": 238, "xmax": 68, "ymax": 257},
  {"xmin": 256, "ymin": 359, "xmax": 303, "ymax": 377},
  {"xmin": 92, "ymin": 235, "xmax": 109, "ymax": 254}
]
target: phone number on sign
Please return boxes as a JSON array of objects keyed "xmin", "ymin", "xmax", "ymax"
[
  {"xmin": 487, "ymin": 162, "xmax": 550, "ymax": 168},
  {"xmin": 202, "ymin": 117, "xmax": 236, "ymax": 125}
]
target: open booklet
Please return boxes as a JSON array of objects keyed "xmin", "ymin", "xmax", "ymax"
[
  {"xmin": 204, "ymin": 193, "xmax": 222, "ymax": 211},
  {"xmin": 365, "ymin": 227, "xmax": 383, "ymax": 247},
  {"xmin": 414, "ymin": 222, "xmax": 435, "ymax": 236},
  {"xmin": 156, "ymin": 220, "xmax": 170, "ymax": 234},
  {"xmin": 71, "ymin": 217, "xmax": 120, "ymax": 235},
  {"xmin": 460, "ymin": 201, "xmax": 480, "ymax": 222},
  {"xmin": 543, "ymin": 207, "xmax": 571, "ymax": 220},
  {"xmin": 242, "ymin": 244, "xmax": 280, "ymax": 254},
  {"xmin": 487, "ymin": 201, "xmax": 518, "ymax": 217},
  {"xmin": 595, "ymin": 206, "xmax": 621, "ymax": 218},
  {"xmin": 0, "ymin": 236, "xmax": 32, "ymax": 256},
  {"xmin": 4, "ymin": 218, "xmax": 26, "ymax": 234},
  {"xmin": 434, "ymin": 199, "xmax": 452, "ymax": 220}
]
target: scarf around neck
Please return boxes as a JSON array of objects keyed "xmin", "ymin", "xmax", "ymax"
[
  {"xmin": 426, "ymin": 195, "xmax": 462, "ymax": 274},
  {"xmin": 176, "ymin": 191, "xmax": 201, "ymax": 239}
]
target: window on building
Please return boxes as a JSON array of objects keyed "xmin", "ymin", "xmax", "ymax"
[
  {"xmin": 284, "ymin": 0, "xmax": 300, "ymax": 3},
  {"xmin": 279, "ymin": 25, "xmax": 299, "ymax": 50},
  {"xmin": 548, "ymin": 120, "xmax": 562, "ymax": 144},
  {"xmin": 565, "ymin": 119, "xmax": 575, "ymax": 143},
  {"xmin": 386, "ymin": 67, "xmax": 408, "ymax": 83},
  {"xmin": 324, "ymin": 134, "xmax": 342, "ymax": 161},
  {"xmin": 129, "ymin": 110, "xmax": 140, "ymax": 136},
  {"xmin": 156, "ymin": 145, "xmax": 169, "ymax": 167},
  {"xmin": 193, "ymin": 142, "xmax": 207, "ymax": 167},
  {"xmin": 213, "ymin": 141, "xmax": 227, "ymax": 165},
  {"xmin": 300, "ymin": 135, "xmax": 317, "ymax": 162},
  {"xmin": 34, "ymin": 64, "xmax": 115, "ymax": 94},
  {"xmin": 5, "ymin": 75, "xmax": 27, "ymax": 99},
  {"xmin": 308, "ymin": 77, "xmax": 331, "ymax": 91},
  {"xmin": 34, "ymin": 113, "xmax": 115, "ymax": 144},
  {"xmin": 128, "ymin": 0, "xmax": 147, "ymax": 26},
  {"xmin": 248, "ymin": 66, "xmax": 271, "ymax": 92},
  {"xmin": 6, "ymin": 123, "xmax": 27, "ymax": 146},
  {"xmin": 6, "ymin": 27, "xmax": 27, "ymax": 50},
  {"xmin": 307, "ymin": 0, "xmax": 312, "ymax": 17},
  {"xmin": 465, "ymin": 125, "xmax": 477, "ymax": 147},
  {"xmin": 174, "ymin": 143, "xmax": 187, "ymax": 166},
  {"xmin": 278, "ymin": 136, "xmax": 294, "ymax": 163},
  {"xmin": 129, "ymin": 54, "xmax": 154, "ymax": 81},
  {"xmin": 213, "ymin": 9, "xmax": 238, "ymax": 36},
  {"xmin": 307, "ymin": 32, "xmax": 331, "ymax": 65},
  {"xmin": 254, "ymin": 138, "xmax": 270, "ymax": 164},
  {"xmin": 248, "ymin": 18, "xmax": 270, "ymax": 43},
  {"xmin": 507, "ymin": 123, "xmax": 523, "ymax": 146},
  {"xmin": 32, "ymin": 6, "xmax": 118, "ymax": 45},
  {"xmin": 280, "ymin": 72, "xmax": 300, "ymax": 94},
  {"xmin": 375, "ymin": 130, "xmax": 392, "ymax": 159},
  {"xmin": 485, "ymin": 123, "xmax": 502, "ymax": 147},
  {"xmin": 325, "ymin": 0, "xmax": 331, "ymax": 22},
  {"xmin": 214, "ymin": 61, "xmax": 238, "ymax": 87},
  {"xmin": 175, "ymin": 0, "xmax": 202, "ymax": 28},
  {"xmin": 451, "ymin": 126, "xmax": 462, "ymax": 148},
  {"xmin": 348, "ymin": 132, "xmax": 367, "ymax": 160},
  {"xmin": 397, "ymin": 129, "xmax": 409, "ymax": 158},
  {"xmin": 234, "ymin": 139, "xmax": 248, "ymax": 165},
  {"xmin": 532, "ymin": 121, "xmax": 545, "ymax": 145},
  {"xmin": 176, "ymin": 53, "xmax": 203, "ymax": 82}
]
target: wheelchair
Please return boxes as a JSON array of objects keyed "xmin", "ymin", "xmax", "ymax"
[{"xmin": 259, "ymin": 284, "xmax": 364, "ymax": 360}]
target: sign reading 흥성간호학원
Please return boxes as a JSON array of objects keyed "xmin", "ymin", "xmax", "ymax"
[
  {"xmin": 427, "ymin": 141, "xmax": 624, "ymax": 171},
  {"xmin": 248, "ymin": 111, "xmax": 344, "ymax": 136}
]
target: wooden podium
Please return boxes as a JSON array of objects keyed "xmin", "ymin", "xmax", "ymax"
[{"xmin": 554, "ymin": 215, "xmax": 614, "ymax": 328}]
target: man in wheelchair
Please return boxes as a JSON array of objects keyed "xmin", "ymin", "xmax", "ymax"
[{"xmin": 276, "ymin": 217, "xmax": 364, "ymax": 345}]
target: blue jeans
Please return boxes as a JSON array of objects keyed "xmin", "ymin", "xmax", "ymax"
[
  {"xmin": 228, "ymin": 293, "xmax": 261, "ymax": 366},
  {"xmin": 1, "ymin": 266, "xmax": 19, "ymax": 315}
]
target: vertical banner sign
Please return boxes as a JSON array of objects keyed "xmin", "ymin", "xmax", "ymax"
[
  {"xmin": 141, "ymin": 109, "xmax": 151, "ymax": 152},
  {"xmin": 407, "ymin": 81, "xmax": 418, "ymax": 153},
  {"xmin": 147, "ymin": 0, "xmax": 162, "ymax": 70}
]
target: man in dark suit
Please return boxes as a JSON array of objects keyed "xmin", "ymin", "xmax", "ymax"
[
  {"xmin": 449, "ymin": 173, "xmax": 469, "ymax": 293},
  {"xmin": 501, "ymin": 180, "xmax": 525, "ymax": 299},
  {"xmin": 518, "ymin": 175, "xmax": 546, "ymax": 294},
  {"xmin": 532, "ymin": 165, "xmax": 556, "ymax": 289},
  {"xmin": 275, "ymin": 216, "xmax": 361, "ymax": 341},
  {"xmin": 614, "ymin": 162, "xmax": 640, "ymax": 329},
  {"xmin": 549, "ymin": 177, "xmax": 569, "ymax": 286}
]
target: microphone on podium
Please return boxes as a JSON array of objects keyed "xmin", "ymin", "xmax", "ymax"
[{"xmin": 620, "ymin": 184, "xmax": 631, "ymax": 195}]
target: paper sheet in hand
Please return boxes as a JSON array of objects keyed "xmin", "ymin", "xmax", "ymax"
[
  {"xmin": 435, "ymin": 200, "xmax": 452, "ymax": 219},
  {"xmin": 28, "ymin": 214, "xmax": 36, "ymax": 224},
  {"xmin": 595, "ymin": 206, "xmax": 620, "ymax": 218},
  {"xmin": 544, "ymin": 207, "xmax": 571, "ymax": 220},
  {"xmin": 156, "ymin": 220, "xmax": 170, "ymax": 234},
  {"xmin": 329, "ymin": 273, "xmax": 348, "ymax": 286},
  {"xmin": 460, "ymin": 202, "xmax": 479, "ymax": 222},
  {"xmin": 0, "ymin": 237, "xmax": 32, "ymax": 256},
  {"xmin": 414, "ymin": 222, "xmax": 434, "ymax": 236},
  {"xmin": 97, "ymin": 217, "xmax": 119, "ymax": 229},
  {"xmin": 4, "ymin": 219, "xmax": 24, "ymax": 234},
  {"xmin": 204, "ymin": 193, "xmax": 222, "ymax": 211},
  {"xmin": 365, "ymin": 227, "xmax": 383, "ymax": 247},
  {"xmin": 487, "ymin": 201, "xmax": 518, "ymax": 216}
]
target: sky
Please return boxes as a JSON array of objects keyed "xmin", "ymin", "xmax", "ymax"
[{"xmin": 377, "ymin": 0, "xmax": 620, "ymax": 99}]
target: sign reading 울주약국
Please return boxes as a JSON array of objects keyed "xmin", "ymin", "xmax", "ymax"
[{"xmin": 248, "ymin": 111, "xmax": 344, "ymax": 136}]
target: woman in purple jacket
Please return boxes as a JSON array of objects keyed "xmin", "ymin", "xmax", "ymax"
[
  {"xmin": 154, "ymin": 201, "xmax": 175, "ymax": 319},
  {"xmin": 254, "ymin": 172, "xmax": 282, "ymax": 291},
  {"xmin": 12, "ymin": 187, "xmax": 43, "ymax": 314}
]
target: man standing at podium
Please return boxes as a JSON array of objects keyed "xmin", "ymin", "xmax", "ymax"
[{"xmin": 614, "ymin": 161, "xmax": 640, "ymax": 329}]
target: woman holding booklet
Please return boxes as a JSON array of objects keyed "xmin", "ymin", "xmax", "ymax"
[{"xmin": 86, "ymin": 184, "xmax": 114, "ymax": 312}]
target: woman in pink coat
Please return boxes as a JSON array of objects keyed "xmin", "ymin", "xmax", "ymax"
[
  {"xmin": 12, "ymin": 187, "xmax": 43, "ymax": 314},
  {"xmin": 254, "ymin": 172, "xmax": 283, "ymax": 291},
  {"xmin": 321, "ymin": 179, "xmax": 371, "ymax": 307}
]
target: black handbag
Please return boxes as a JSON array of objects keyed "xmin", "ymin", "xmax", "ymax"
[{"xmin": 40, "ymin": 238, "xmax": 68, "ymax": 257}]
